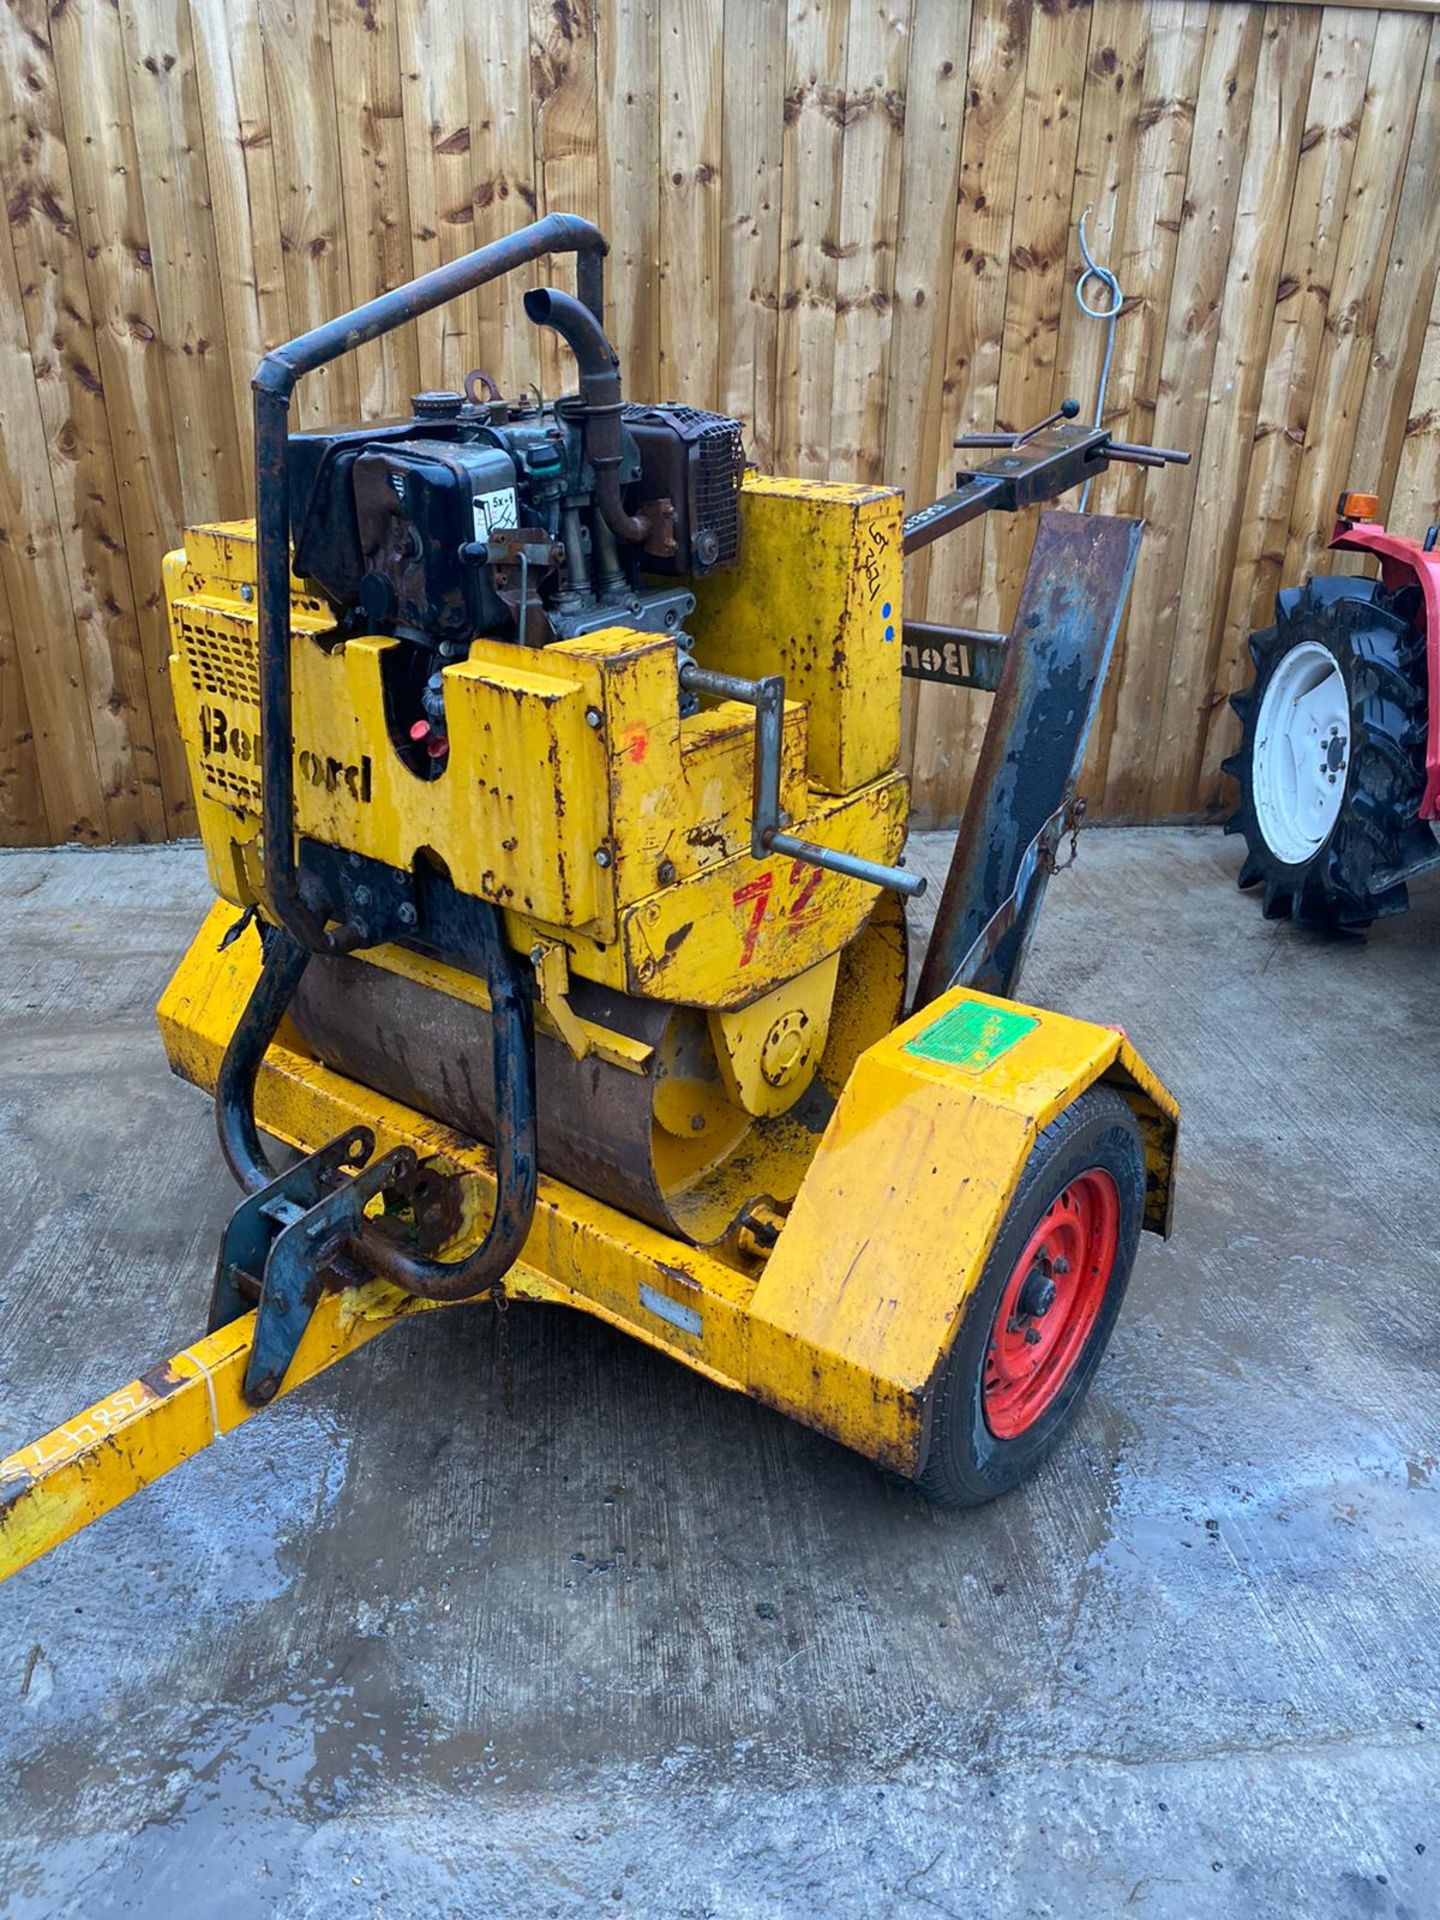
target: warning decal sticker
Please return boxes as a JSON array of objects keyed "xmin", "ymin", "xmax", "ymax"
[{"xmin": 904, "ymin": 1000, "xmax": 1039, "ymax": 1074}]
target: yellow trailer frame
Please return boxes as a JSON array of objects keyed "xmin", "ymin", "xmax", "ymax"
[{"xmin": 0, "ymin": 908, "xmax": 1176, "ymax": 1582}]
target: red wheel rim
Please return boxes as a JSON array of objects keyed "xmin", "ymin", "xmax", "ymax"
[{"xmin": 983, "ymin": 1168, "xmax": 1121, "ymax": 1440}]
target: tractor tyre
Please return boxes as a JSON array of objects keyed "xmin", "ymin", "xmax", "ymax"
[
  {"xmin": 916, "ymin": 1086, "xmax": 1145, "ymax": 1509},
  {"xmin": 1224, "ymin": 574, "xmax": 1429, "ymax": 929}
]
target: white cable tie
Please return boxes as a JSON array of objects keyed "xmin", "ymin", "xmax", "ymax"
[{"xmin": 182, "ymin": 1346, "xmax": 223, "ymax": 1444}]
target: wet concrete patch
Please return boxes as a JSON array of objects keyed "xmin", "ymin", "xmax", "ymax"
[{"xmin": 0, "ymin": 834, "xmax": 1437, "ymax": 1916}]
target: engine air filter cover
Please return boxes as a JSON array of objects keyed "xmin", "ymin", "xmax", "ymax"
[{"xmin": 623, "ymin": 404, "xmax": 745, "ymax": 577}]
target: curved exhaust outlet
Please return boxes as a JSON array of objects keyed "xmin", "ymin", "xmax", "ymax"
[{"xmin": 523, "ymin": 286, "xmax": 652, "ymax": 547}]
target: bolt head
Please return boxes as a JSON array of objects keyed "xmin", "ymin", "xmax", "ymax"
[
  {"xmin": 585, "ymin": 706, "xmax": 603, "ymax": 729},
  {"xmin": 595, "ymin": 847, "xmax": 612, "ymax": 868}
]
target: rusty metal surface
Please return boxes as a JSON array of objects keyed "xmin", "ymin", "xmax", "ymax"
[
  {"xmin": 291, "ymin": 953, "xmax": 670, "ymax": 1230},
  {"xmin": 914, "ymin": 510, "xmax": 1143, "ymax": 1007},
  {"xmin": 289, "ymin": 899, "xmax": 908, "ymax": 1251}
]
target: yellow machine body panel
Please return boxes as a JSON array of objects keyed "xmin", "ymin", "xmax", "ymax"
[
  {"xmin": 136, "ymin": 912, "xmax": 1177, "ymax": 1483},
  {"xmin": 691, "ymin": 477, "xmax": 903, "ymax": 795},
  {"xmin": 165, "ymin": 478, "xmax": 907, "ymax": 1010}
]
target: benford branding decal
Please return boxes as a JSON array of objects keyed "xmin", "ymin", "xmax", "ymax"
[{"xmin": 198, "ymin": 702, "xmax": 373, "ymax": 803}]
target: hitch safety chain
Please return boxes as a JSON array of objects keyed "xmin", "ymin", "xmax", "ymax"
[{"xmin": 1043, "ymin": 796, "xmax": 1088, "ymax": 876}]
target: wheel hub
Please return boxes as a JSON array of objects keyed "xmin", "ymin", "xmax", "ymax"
[
  {"xmin": 1016, "ymin": 1268, "xmax": 1057, "ymax": 1320},
  {"xmin": 1251, "ymin": 639, "xmax": 1351, "ymax": 866},
  {"xmin": 983, "ymin": 1170, "xmax": 1121, "ymax": 1440}
]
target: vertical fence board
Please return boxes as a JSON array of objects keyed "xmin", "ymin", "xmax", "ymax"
[
  {"xmin": 659, "ymin": 0, "xmax": 724, "ymax": 409},
  {"xmin": 260, "ymin": 0, "xmax": 358, "ymax": 427},
  {"xmin": 1147, "ymin": 5, "xmax": 1320, "ymax": 820},
  {"xmin": 327, "ymin": 0, "xmax": 419, "ymax": 420},
  {"xmin": 5, "ymin": 0, "xmax": 1440, "ymax": 844},
  {"xmin": 0, "ymin": 204, "xmax": 107, "ymax": 844},
  {"xmin": 530, "ymin": 0, "xmax": 601, "ymax": 397},
  {"xmin": 886, "ymin": 0, "xmax": 972, "ymax": 772},
  {"xmin": 1082, "ymin": 1, "xmax": 1207, "ymax": 806},
  {"xmin": 121, "ymin": 0, "xmax": 241, "ymax": 525},
  {"xmin": 54, "ymin": 0, "xmax": 196, "ymax": 835},
  {"xmin": 986, "ymin": 0, "xmax": 1093, "ymax": 624},
  {"xmin": 1349, "ymin": 17, "xmax": 1440, "ymax": 509},
  {"xmin": 188, "ymin": 0, "xmax": 291, "ymax": 493},
  {"xmin": 776, "ymin": 0, "xmax": 849, "ymax": 477},
  {"xmin": 470, "ymin": 6, "xmax": 542, "ymax": 398},
  {"xmin": 395, "ymin": 0, "xmax": 473, "ymax": 391},
  {"xmin": 1389, "ymin": 263, "xmax": 1440, "ymax": 545},
  {"xmin": 65, "ymin": 0, "xmax": 218, "ymax": 831},
  {"xmin": 829, "ymin": 0, "xmax": 914, "ymax": 484},
  {"xmin": 599, "ymin": 0, "xmax": 661, "ymax": 399},
  {"xmin": 1279, "ymin": 8, "xmax": 1431, "ymax": 586},
  {"xmin": 0, "ymin": 0, "xmax": 169, "ymax": 841},
  {"xmin": 0, "ymin": 574, "xmax": 46, "ymax": 844},
  {"xmin": 718, "ymin": 0, "xmax": 787, "ymax": 467},
  {"xmin": 909, "ymin": 0, "xmax": 1029, "ymax": 824},
  {"xmin": 1053, "ymin": 1, "xmax": 1151, "ymax": 447},
  {"xmin": 1196, "ymin": 3, "xmax": 1378, "ymax": 810},
  {"xmin": 1103, "ymin": 1, "xmax": 1266, "ymax": 820}
]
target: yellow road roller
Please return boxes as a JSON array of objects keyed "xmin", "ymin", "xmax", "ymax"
[{"xmin": 0, "ymin": 216, "xmax": 1183, "ymax": 1582}]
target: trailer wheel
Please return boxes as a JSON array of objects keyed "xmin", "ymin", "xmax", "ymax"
[
  {"xmin": 1223, "ymin": 575, "xmax": 1428, "ymax": 928},
  {"xmin": 916, "ymin": 1086, "xmax": 1145, "ymax": 1509}
]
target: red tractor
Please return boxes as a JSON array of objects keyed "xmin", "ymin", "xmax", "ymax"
[{"xmin": 1226, "ymin": 494, "xmax": 1440, "ymax": 928}]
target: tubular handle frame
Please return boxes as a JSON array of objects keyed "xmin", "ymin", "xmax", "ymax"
[
  {"xmin": 252, "ymin": 213, "xmax": 609, "ymax": 957},
  {"xmin": 216, "ymin": 916, "xmax": 538, "ymax": 1308}
]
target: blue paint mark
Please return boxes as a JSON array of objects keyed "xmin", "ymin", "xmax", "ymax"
[
  {"xmin": 884, "ymin": 624, "xmax": 895, "ymax": 642},
  {"xmin": 881, "ymin": 602, "xmax": 892, "ymax": 618}
]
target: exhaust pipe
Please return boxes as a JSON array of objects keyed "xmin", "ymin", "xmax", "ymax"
[{"xmin": 522, "ymin": 286, "xmax": 651, "ymax": 547}]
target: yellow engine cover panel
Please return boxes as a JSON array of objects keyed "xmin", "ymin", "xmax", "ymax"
[{"xmin": 691, "ymin": 477, "xmax": 903, "ymax": 796}]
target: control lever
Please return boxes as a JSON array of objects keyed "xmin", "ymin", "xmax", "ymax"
[
  {"xmin": 678, "ymin": 662, "xmax": 925, "ymax": 899},
  {"xmin": 904, "ymin": 397, "xmax": 1190, "ymax": 556}
]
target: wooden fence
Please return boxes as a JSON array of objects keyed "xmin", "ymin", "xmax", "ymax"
[{"xmin": 1, "ymin": 0, "xmax": 1438, "ymax": 844}]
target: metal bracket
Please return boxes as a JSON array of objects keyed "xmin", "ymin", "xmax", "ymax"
[
  {"xmin": 209, "ymin": 1128, "xmax": 374, "ymax": 1333},
  {"xmin": 210, "ymin": 1126, "xmax": 422, "ymax": 1405},
  {"xmin": 900, "ymin": 621, "xmax": 1008, "ymax": 692},
  {"xmin": 914, "ymin": 510, "xmax": 1144, "ymax": 1007},
  {"xmin": 949, "ymin": 797, "xmax": 1085, "ymax": 993},
  {"xmin": 677, "ymin": 661, "xmax": 925, "ymax": 900},
  {"xmin": 528, "ymin": 935, "xmax": 592, "ymax": 1061}
]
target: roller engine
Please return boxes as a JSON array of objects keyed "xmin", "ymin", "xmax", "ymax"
[{"xmin": 287, "ymin": 287, "xmax": 746, "ymax": 772}]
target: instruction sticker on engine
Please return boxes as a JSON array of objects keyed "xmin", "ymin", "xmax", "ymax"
[
  {"xmin": 905, "ymin": 1001, "xmax": 1038, "ymax": 1074},
  {"xmin": 473, "ymin": 487, "xmax": 519, "ymax": 540}
]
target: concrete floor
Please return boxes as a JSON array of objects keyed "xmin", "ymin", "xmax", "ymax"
[{"xmin": 0, "ymin": 828, "xmax": 1436, "ymax": 1918}]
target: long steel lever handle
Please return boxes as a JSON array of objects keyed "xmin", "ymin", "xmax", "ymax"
[{"xmin": 678, "ymin": 663, "xmax": 925, "ymax": 899}]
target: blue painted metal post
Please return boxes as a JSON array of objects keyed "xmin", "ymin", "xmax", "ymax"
[{"xmin": 914, "ymin": 510, "xmax": 1144, "ymax": 1008}]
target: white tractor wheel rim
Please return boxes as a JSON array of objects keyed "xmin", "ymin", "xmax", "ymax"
[{"xmin": 1252, "ymin": 639, "xmax": 1351, "ymax": 866}]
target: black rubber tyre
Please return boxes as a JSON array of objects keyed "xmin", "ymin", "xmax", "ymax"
[
  {"xmin": 1224, "ymin": 574, "xmax": 1430, "ymax": 929},
  {"xmin": 915, "ymin": 1086, "xmax": 1146, "ymax": 1510}
]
